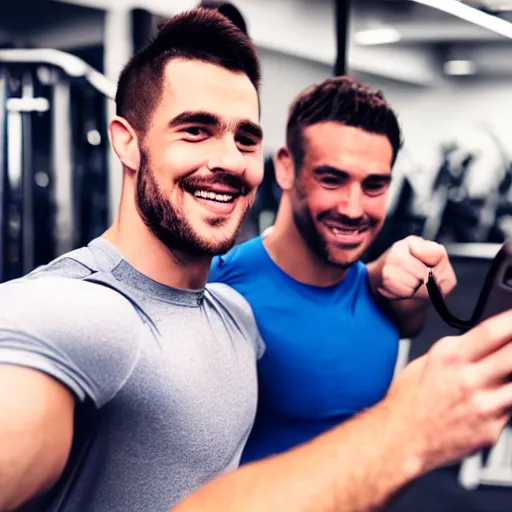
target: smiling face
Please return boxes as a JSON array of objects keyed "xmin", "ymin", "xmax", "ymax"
[
  {"xmin": 135, "ymin": 59, "xmax": 263, "ymax": 256},
  {"xmin": 291, "ymin": 122, "xmax": 393, "ymax": 268}
]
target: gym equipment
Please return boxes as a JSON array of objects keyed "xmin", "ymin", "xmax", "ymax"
[
  {"xmin": 0, "ymin": 49, "xmax": 115, "ymax": 284},
  {"xmin": 473, "ymin": 129, "xmax": 512, "ymax": 243},
  {"xmin": 334, "ymin": 0, "xmax": 351, "ymax": 75},
  {"xmin": 469, "ymin": 126, "xmax": 511, "ymax": 243},
  {"xmin": 422, "ymin": 147, "xmax": 481, "ymax": 243}
]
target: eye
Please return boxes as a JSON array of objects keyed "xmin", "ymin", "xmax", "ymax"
[
  {"xmin": 363, "ymin": 181, "xmax": 389, "ymax": 197},
  {"xmin": 236, "ymin": 134, "xmax": 258, "ymax": 152},
  {"xmin": 320, "ymin": 176, "xmax": 343, "ymax": 189},
  {"xmin": 182, "ymin": 126, "xmax": 209, "ymax": 139}
]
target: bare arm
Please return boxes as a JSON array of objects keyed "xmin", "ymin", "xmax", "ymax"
[
  {"xmin": 0, "ymin": 365, "xmax": 75, "ymax": 510},
  {"xmin": 174, "ymin": 310, "xmax": 512, "ymax": 512},
  {"xmin": 174, "ymin": 402, "xmax": 421, "ymax": 512}
]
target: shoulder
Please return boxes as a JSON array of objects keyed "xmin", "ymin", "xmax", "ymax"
[
  {"xmin": 27, "ymin": 245, "xmax": 99, "ymax": 279},
  {"xmin": 205, "ymin": 282, "xmax": 265, "ymax": 358},
  {"xmin": 1, "ymin": 274, "xmax": 137, "ymax": 323},
  {"xmin": 353, "ymin": 260, "xmax": 369, "ymax": 279},
  {"xmin": 0, "ymin": 275, "xmax": 144, "ymax": 362},
  {"xmin": 209, "ymin": 237, "xmax": 263, "ymax": 285},
  {"xmin": 0, "ymin": 275, "xmax": 144, "ymax": 406},
  {"xmin": 206, "ymin": 282, "xmax": 254, "ymax": 318},
  {"xmin": 349, "ymin": 260, "xmax": 377, "ymax": 299}
]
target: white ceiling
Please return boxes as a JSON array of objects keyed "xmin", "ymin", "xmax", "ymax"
[
  {"xmin": 1, "ymin": 0, "xmax": 511, "ymax": 85},
  {"xmin": 351, "ymin": 0, "xmax": 512, "ymax": 81}
]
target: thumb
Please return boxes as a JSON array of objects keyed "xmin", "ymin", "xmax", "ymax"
[{"xmin": 408, "ymin": 237, "xmax": 446, "ymax": 267}]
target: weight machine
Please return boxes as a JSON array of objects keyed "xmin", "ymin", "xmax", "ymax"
[{"xmin": 0, "ymin": 49, "xmax": 115, "ymax": 283}]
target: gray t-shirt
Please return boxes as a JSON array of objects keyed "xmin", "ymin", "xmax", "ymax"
[{"xmin": 0, "ymin": 238, "xmax": 264, "ymax": 511}]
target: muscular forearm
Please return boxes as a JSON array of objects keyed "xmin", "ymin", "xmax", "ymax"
[
  {"xmin": 173, "ymin": 402, "xmax": 423, "ymax": 512},
  {"xmin": 366, "ymin": 258, "xmax": 429, "ymax": 339}
]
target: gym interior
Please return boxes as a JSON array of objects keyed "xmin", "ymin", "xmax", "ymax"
[{"xmin": 0, "ymin": 1, "xmax": 511, "ymax": 510}]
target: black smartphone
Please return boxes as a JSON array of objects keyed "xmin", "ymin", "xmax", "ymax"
[{"xmin": 475, "ymin": 241, "xmax": 512, "ymax": 323}]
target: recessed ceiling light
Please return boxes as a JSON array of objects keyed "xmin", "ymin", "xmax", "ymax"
[
  {"xmin": 355, "ymin": 28, "xmax": 402, "ymax": 46},
  {"xmin": 444, "ymin": 59, "xmax": 477, "ymax": 75}
]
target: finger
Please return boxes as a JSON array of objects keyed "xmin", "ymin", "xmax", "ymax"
[
  {"xmin": 384, "ymin": 254, "xmax": 427, "ymax": 285},
  {"xmin": 474, "ymin": 340, "xmax": 512, "ymax": 386},
  {"xmin": 392, "ymin": 255, "xmax": 427, "ymax": 284},
  {"xmin": 409, "ymin": 238, "xmax": 447, "ymax": 268},
  {"xmin": 381, "ymin": 267, "xmax": 425, "ymax": 298},
  {"xmin": 378, "ymin": 287, "xmax": 401, "ymax": 300},
  {"xmin": 435, "ymin": 265, "xmax": 458, "ymax": 297},
  {"xmin": 464, "ymin": 310, "xmax": 512, "ymax": 362},
  {"xmin": 378, "ymin": 285, "xmax": 428, "ymax": 301},
  {"xmin": 484, "ymin": 381, "xmax": 512, "ymax": 416}
]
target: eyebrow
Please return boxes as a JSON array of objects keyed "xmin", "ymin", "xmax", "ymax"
[
  {"xmin": 238, "ymin": 121, "xmax": 264, "ymax": 141},
  {"xmin": 313, "ymin": 165, "xmax": 391, "ymax": 183},
  {"xmin": 168, "ymin": 110, "xmax": 263, "ymax": 141}
]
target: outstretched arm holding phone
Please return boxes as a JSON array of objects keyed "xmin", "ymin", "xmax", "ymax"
[{"xmin": 175, "ymin": 310, "xmax": 512, "ymax": 512}]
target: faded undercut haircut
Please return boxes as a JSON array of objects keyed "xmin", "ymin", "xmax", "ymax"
[
  {"xmin": 115, "ymin": 7, "xmax": 261, "ymax": 134},
  {"xmin": 286, "ymin": 76, "xmax": 403, "ymax": 172}
]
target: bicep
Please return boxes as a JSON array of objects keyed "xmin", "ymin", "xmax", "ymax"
[{"xmin": 0, "ymin": 364, "xmax": 75, "ymax": 510}]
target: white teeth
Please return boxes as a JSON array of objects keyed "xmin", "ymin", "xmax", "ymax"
[
  {"xmin": 332, "ymin": 227, "xmax": 356, "ymax": 235},
  {"xmin": 193, "ymin": 189, "xmax": 234, "ymax": 202},
  {"xmin": 331, "ymin": 227, "xmax": 365, "ymax": 235}
]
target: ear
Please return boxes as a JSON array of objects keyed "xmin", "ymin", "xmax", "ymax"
[
  {"xmin": 275, "ymin": 146, "xmax": 296, "ymax": 191},
  {"xmin": 109, "ymin": 116, "xmax": 141, "ymax": 173}
]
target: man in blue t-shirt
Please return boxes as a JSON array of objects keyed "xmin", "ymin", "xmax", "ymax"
[{"xmin": 209, "ymin": 76, "xmax": 457, "ymax": 463}]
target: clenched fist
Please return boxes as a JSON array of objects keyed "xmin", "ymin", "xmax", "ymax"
[{"xmin": 378, "ymin": 235, "xmax": 457, "ymax": 301}]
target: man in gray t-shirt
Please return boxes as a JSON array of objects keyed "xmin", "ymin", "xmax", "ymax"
[
  {"xmin": 0, "ymin": 238, "xmax": 262, "ymax": 511},
  {"xmin": 0, "ymin": 8, "xmax": 266, "ymax": 511}
]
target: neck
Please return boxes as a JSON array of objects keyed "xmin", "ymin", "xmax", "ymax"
[
  {"xmin": 103, "ymin": 194, "xmax": 211, "ymax": 291},
  {"xmin": 264, "ymin": 196, "xmax": 348, "ymax": 287}
]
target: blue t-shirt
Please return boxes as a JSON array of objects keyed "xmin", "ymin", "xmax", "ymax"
[{"xmin": 209, "ymin": 236, "xmax": 399, "ymax": 463}]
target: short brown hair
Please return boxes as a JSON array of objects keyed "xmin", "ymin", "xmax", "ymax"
[
  {"xmin": 115, "ymin": 7, "xmax": 261, "ymax": 134},
  {"xmin": 286, "ymin": 76, "xmax": 402, "ymax": 172}
]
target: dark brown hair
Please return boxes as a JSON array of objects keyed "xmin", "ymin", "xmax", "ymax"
[
  {"xmin": 115, "ymin": 7, "xmax": 261, "ymax": 134},
  {"xmin": 286, "ymin": 76, "xmax": 403, "ymax": 172}
]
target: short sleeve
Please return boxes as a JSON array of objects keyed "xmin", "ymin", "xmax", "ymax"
[
  {"xmin": 206, "ymin": 282, "xmax": 266, "ymax": 360},
  {"xmin": 0, "ymin": 276, "xmax": 143, "ymax": 408}
]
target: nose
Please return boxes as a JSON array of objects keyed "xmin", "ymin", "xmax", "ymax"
[
  {"xmin": 207, "ymin": 136, "xmax": 246, "ymax": 176},
  {"xmin": 337, "ymin": 184, "xmax": 364, "ymax": 219}
]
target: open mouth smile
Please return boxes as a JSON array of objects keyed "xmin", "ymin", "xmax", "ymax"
[
  {"xmin": 192, "ymin": 189, "xmax": 237, "ymax": 203},
  {"xmin": 182, "ymin": 180, "xmax": 244, "ymax": 205},
  {"xmin": 324, "ymin": 222, "xmax": 369, "ymax": 235},
  {"xmin": 181, "ymin": 181, "xmax": 246, "ymax": 216},
  {"xmin": 323, "ymin": 222, "xmax": 370, "ymax": 245}
]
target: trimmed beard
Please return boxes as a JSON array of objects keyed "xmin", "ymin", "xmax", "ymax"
[{"xmin": 135, "ymin": 151, "xmax": 248, "ymax": 257}]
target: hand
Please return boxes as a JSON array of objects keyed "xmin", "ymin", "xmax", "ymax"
[
  {"xmin": 378, "ymin": 235, "xmax": 457, "ymax": 301},
  {"xmin": 384, "ymin": 310, "xmax": 512, "ymax": 473}
]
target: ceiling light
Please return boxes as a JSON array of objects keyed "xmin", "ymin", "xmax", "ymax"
[
  {"xmin": 444, "ymin": 59, "xmax": 477, "ymax": 75},
  {"xmin": 355, "ymin": 28, "xmax": 402, "ymax": 46}
]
